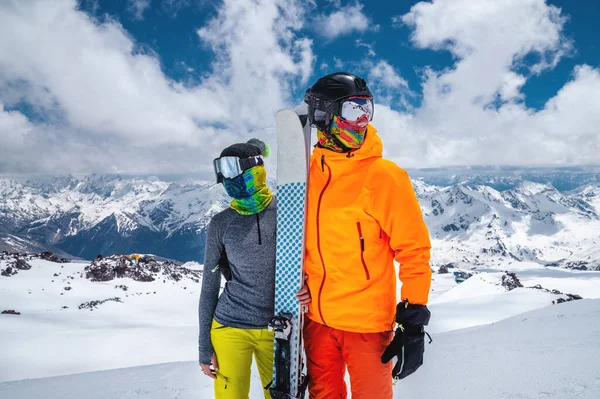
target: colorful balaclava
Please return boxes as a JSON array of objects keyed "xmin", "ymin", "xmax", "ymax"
[
  {"xmin": 317, "ymin": 115, "xmax": 367, "ymax": 152},
  {"xmin": 219, "ymin": 138, "xmax": 273, "ymax": 215}
]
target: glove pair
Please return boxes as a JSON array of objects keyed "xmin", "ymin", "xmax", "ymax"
[{"xmin": 381, "ymin": 300, "xmax": 431, "ymax": 381}]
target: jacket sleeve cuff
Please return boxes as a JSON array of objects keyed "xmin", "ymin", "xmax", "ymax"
[
  {"xmin": 395, "ymin": 301, "xmax": 431, "ymax": 327},
  {"xmin": 199, "ymin": 351, "xmax": 212, "ymax": 365}
]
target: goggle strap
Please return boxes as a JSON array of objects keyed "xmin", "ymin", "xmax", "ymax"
[
  {"xmin": 213, "ymin": 158, "xmax": 223, "ymax": 183},
  {"xmin": 238, "ymin": 155, "xmax": 263, "ymax": 170}
]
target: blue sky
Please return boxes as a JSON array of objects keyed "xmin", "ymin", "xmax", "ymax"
[
  {"xmin": 1, "ymin": 0, "xmax": 599, "ymax": 175},
  {"xmin": 77, "ymin": 0, "xmax": 600, "ymax": 110}
]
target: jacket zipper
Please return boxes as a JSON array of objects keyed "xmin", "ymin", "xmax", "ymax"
[
  {"xmin": 316, "ymin": 154, "xmax": 332, "ymax": 325},
  {"xmin": 256, "ymin": 213, "xmax": 262, "ymax": 245},
  {"xmin": 356, "ymin": 222, "xmax": 371, "ymax": 280}
]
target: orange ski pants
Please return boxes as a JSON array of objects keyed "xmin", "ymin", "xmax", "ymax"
[{"xmin": 303, "ymin": 318, "xmax": 393, "ymax": 399}]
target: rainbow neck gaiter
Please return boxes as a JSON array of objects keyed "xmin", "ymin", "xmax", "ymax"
[
  {"xmin": 317, "ymin": 115, "xmax": 367, "ymax": 152},
  {"xmin": 222, "ymin": 165, "xmax": 273, "ymax": 215}
]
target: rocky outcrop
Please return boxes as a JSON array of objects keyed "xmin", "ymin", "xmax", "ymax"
[{"xmin": 84, "ymin": 254, "xmax": 201, "ymax": 283}]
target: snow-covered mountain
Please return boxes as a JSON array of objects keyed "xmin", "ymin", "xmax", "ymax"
[
  {"xmin": 408, "ymin": 165, "xmax": 600, "ymax": 191},
  {"xmin": 0, "ymin": 174, "xmax": 229, "ymax": 261},
  {"xmin": 420, "ymin": 180, "xmax": 600, "ymax": 271},
  {"xmin": 2, "ymin": 171, "xmax": 600, "ymax": 267},
  {"xmin": 2, "ymin": 171, "xmax": 599, "ymax": 398}
]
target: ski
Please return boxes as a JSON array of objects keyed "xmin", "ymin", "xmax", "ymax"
[{"xmin": 269, "ymin": 107, "xmax": 311, "ymax": 398}]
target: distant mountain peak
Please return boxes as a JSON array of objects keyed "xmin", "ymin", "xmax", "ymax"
[{"xmin": 2, "ymin": 171, "xmax": 599, "ymax": 267}]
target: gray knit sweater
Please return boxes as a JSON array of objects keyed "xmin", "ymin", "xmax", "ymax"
[{"xmin": 197, "ymin": 197, "xmax": 276, "ymax": 364}]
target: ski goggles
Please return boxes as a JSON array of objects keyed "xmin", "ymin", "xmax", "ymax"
[
  {"xmin": 213, "ymin": 155, "xmax": 264, "ymax": 183},
  {"xmin": 311, "ymin": 96, "xmax": 374, "ymax": 127},
  {"xmin": 340, "ymin": 96, "xmax": 374, "ymax": 125}
]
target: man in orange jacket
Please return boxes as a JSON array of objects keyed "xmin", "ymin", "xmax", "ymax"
[{"xmin": 300, "ymin": 72, "xmax": 432, "ymax": 398}]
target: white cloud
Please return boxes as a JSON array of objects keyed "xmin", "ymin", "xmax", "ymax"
[
  {"xmin": 0, "ymin": 1, "xmax": 222, "ymax": 147},
  {"xmin": 367, "ymin": 60, "xmax": 412, "ymax": 108},
  {"xmin": 2, "ymin": 0, "xmax": 598, "ymax": 174},
  {"xmin": 499, "ymin": 71, "xmax": 526, "ymax": 101},
  {"xmin": 127, "ymin": 0, "xmax": 151, "ymax": 20},
  {"xmin": 534, "ymin": 65, "xmax": 600, "ymax": 163},
  {"xmin": 355, "ymin": 39, "xmax": 376, "ymax": 57},
  {"xmin": 0, "ymin": 104, "xmax": 32, "ymax": 150},
  {"xmin": 0, "ymin": 0, "xmax": 313, "ymax": 174},
  {"xmin": 196, "ymin": 0, "xmax": 314, "ymax": 132},
  {"xmin": 368, "ymin": 61, "xmax": 408, "ymax": 89},
  {"xmin": 334, "ymin": 57, "xmax": 344, "ymax": 69},
  {"xmin": 371, "ymin": 0, "xmax": 599, "ymax": 168},
  {"xmin": 363, "ymin": 60, "xmax": 414, "ymax": 109},
  {"xmin": 314, "ymin": 3, "xmax": 370, "ymax": 39}
]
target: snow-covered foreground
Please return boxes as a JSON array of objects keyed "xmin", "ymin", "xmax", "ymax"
[
  {"xmin": 0, "ymin": 258, "xmax": 201, "ymax": 382},
  {"xmin": 408, "ymin": 298, "xmax": 600, "ymax": 399},
  {"xmin": 1, "ymin": 299, "xmax": 599, "ymax": 399},
  {"xmin": 2, "ymin": 257, "xmax": 600, "ymax": 397}
]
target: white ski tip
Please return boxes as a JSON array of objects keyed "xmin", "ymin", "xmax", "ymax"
[{"xmin": 276, "ymin": 109, "xmax": 307, "ymax": 186}]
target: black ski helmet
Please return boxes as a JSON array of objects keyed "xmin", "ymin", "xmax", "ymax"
[{"xmin": 304, "ymin": 72, "xmax": 373, "ymax": 134}]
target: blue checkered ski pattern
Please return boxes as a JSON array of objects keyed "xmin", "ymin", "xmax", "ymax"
[{"xmin": 273, "ymin": 180, "xmax": 307, "ymax": 398}]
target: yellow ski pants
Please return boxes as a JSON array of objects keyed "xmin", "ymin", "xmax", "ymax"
[{"xmin": 210, "ymin": 319, "xmax": 274, "ymax": 399}]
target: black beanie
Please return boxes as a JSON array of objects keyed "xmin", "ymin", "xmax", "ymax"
[{"xmin": 220, "ymin": 138, "xmax": 267, "ymax": 159}]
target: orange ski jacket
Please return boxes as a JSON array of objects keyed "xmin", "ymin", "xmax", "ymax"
[{"xmin": 304, "ymin": 125, "xmax": 432, "ymax": 333}]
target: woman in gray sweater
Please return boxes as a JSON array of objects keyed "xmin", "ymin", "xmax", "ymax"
[{"xmin": 198, "ymin": 138, "xmax": 277, "ymax": 398}]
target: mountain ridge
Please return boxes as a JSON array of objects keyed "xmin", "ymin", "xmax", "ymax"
[{"xmin": 1, "ymin": 170, "xmax": 599, "ymax": 267}]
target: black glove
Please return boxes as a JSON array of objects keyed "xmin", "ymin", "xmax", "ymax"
[{"xmin": 381, "ymin": 300, "xmax": 431, "ymax": 380}]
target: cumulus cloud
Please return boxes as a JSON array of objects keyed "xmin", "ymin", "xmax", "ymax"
[
  {"xmin": 2, "ymin": 0, "xmax": 599, "ymax": 175},
  {"xmin": 368, "ymin": 62, "xmax": 407, "ymax": 89},
  {"xmin": 0, "ymin": 1, "xmax": 223, "ymax": 146},
  {"xmin": 0, "ymin": 0, "xmax": 313, "ymax": 175},
  {"xmin": 366, "ymin": 60, "xmax": 412, "ymax": 108},
  {"xmin": 375, "ymin": 0, "xmax": 599, "ymax": 168},
  {"xmin": 314, "ymin": 3, "xmax": 370, "ymax": 39},
  {"xmin": 0, "ymin": 104, "xmax": 32, "ymax": 151},
  {"xmin": 196, "ymin": 0, "xmax": 313, "ymax": 131}
]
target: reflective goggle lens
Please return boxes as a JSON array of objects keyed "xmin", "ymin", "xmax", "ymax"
[
  {"xmin": 215, "ymin": 157, "xmax": 241, "ymax": 179},
  {"xmin": 341, "ymin": 97, "xmax": 373, "ymax": 123},
  {"xmin": 213, "ymin": 155, "xmax": 263, "ymax": 183}
]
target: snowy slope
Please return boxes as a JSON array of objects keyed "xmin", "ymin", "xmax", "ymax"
[
  {"xmin": 0, "ymin": 256, "xmax": 202, "ymax": 382},
  {"xmin": 2, "ymin": 255, "xmax": 600, "ymax": 391},
  {"xmin": 1, "ymin": 299, "xmax": 598, "ymax": 399},
  {"xmin": 397, "ymin": 299, "xmax": 600, "ymax": 399}
]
